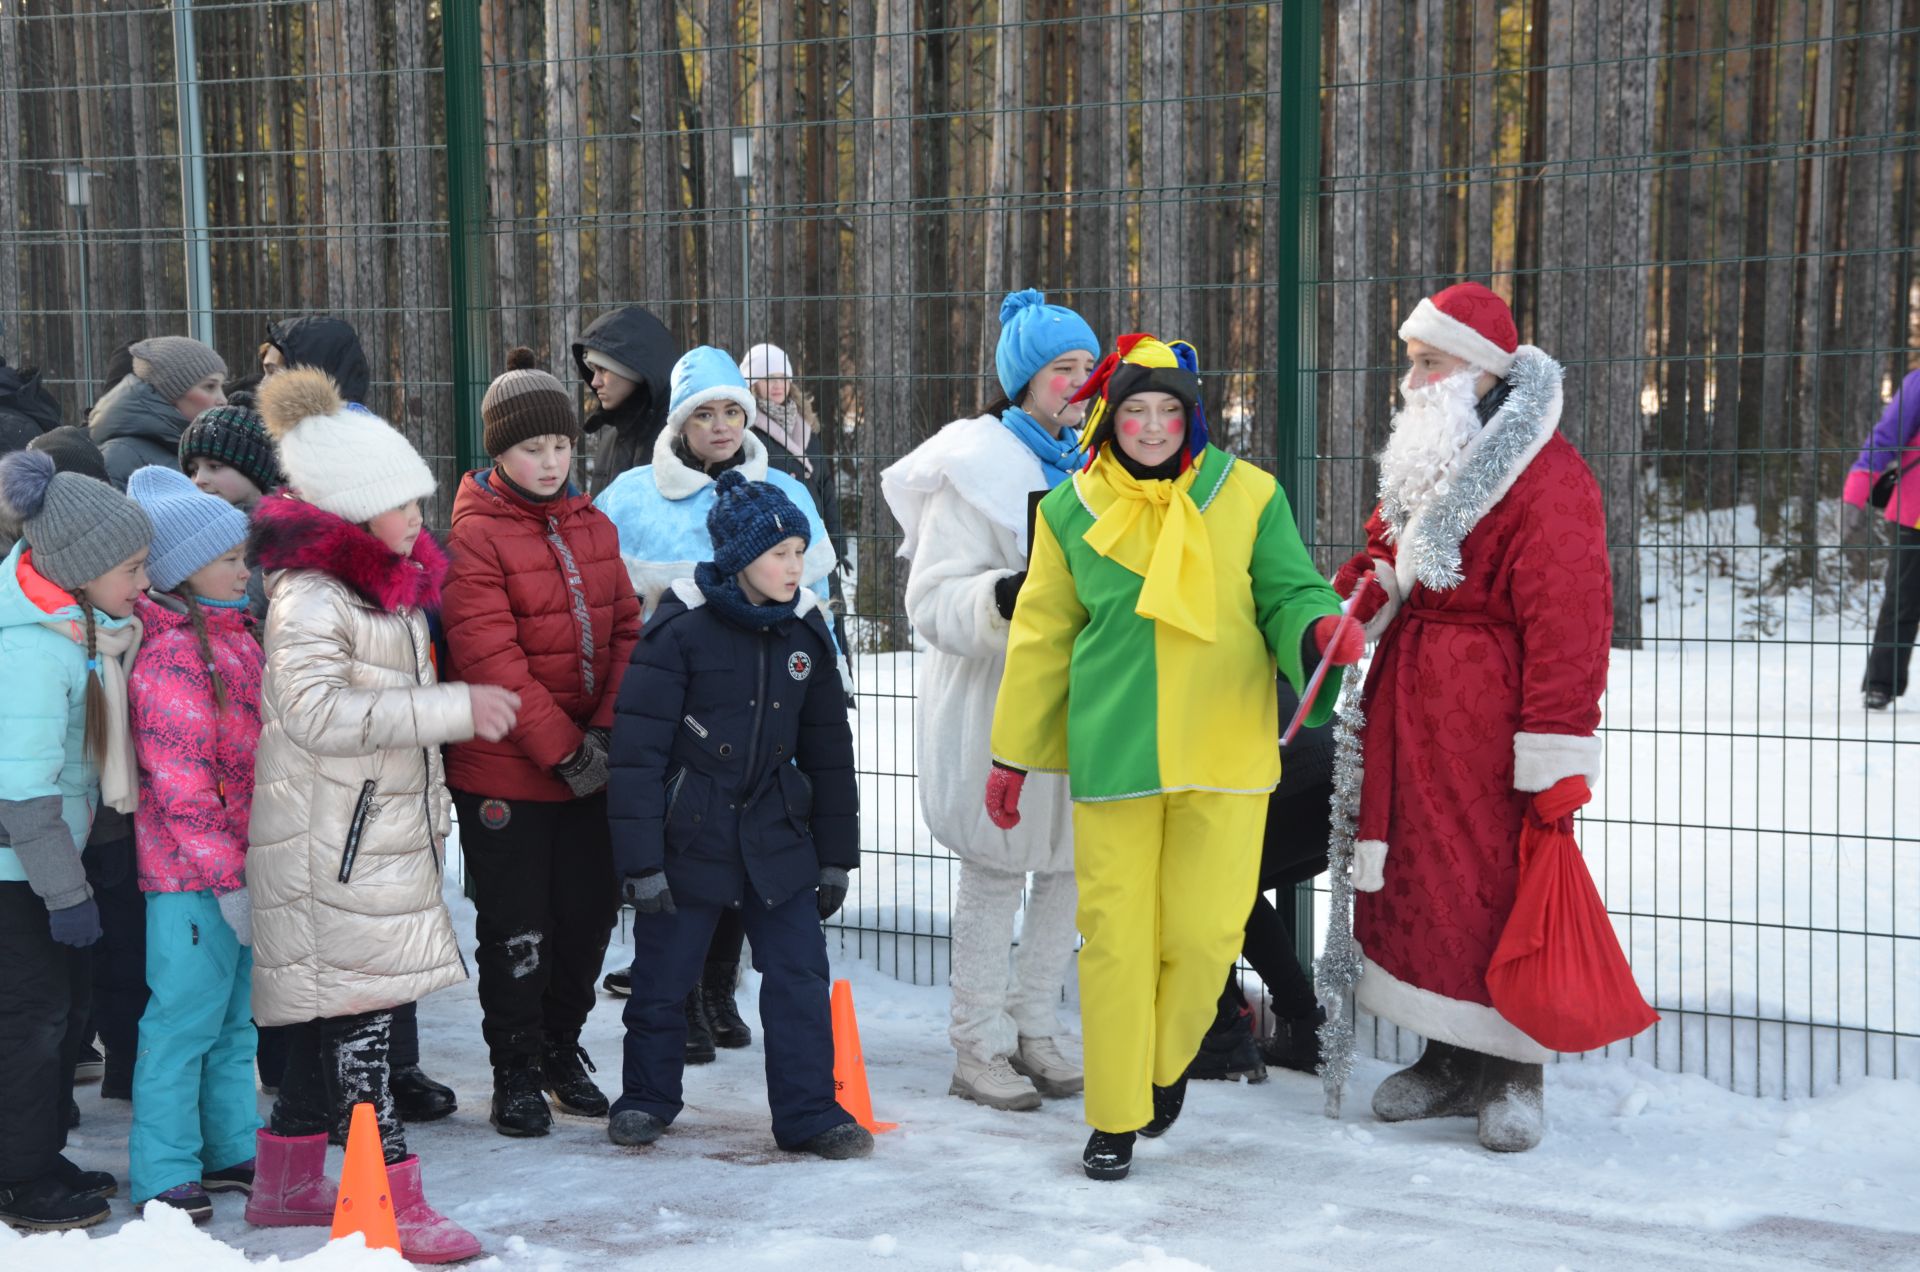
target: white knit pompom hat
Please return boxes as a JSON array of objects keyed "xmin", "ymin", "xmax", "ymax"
[{"xmin": 259, "ymin": 368, "xmax": 436, "ymax": 522}]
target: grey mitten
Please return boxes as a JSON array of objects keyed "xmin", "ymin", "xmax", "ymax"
[
  {"xmin": 623, "ymin": 870, "xmax": 675, "ymax": 915},
  {"xmin": 816, "ymin": 867, "xmax": 849, "ymax": 921},
  {"xmin": 217, "ymin": 887, "xmax": 254, "ymax": 946},
  {"xmin": 556, "ymin": 731, "xmax": 611, "ymax": 797}
]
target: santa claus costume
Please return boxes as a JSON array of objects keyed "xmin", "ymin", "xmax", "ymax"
[{"xmin": 1335, "ymin": 282, "xmax": 1612, "ymax": 1152}]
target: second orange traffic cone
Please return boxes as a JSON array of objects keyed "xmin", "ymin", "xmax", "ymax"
[
  {"xmin": 330, "ymin": 1101, "xmax": 401, "ymax": 1252},
  {"xmin": 830, "ymin": 978, "xmax": 896, "ymax": 1133}
]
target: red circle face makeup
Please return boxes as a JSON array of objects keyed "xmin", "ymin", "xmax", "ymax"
[
  {"xmin": 1120, "ymin": 418, "xmax": 1144, "ymax": 437},
  {"xmin": 1049, "ymin": 375, "xmax": 1071, "ymax": 396}
]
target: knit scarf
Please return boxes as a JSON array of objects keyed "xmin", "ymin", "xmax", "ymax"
[
  {"xmin": 1080, "ymin": 447, "xmax": 1216, "ymax": 642},
  {"xmin": 41, "ymin": 614, "xmax": 143, "ymax": 814},
  {"xmin": 1000, "ymin": 405, "xmax": 1083, "ymax": 490},
  {"xmin": 694, "ymin": 561, "xmax": 797, "ymax": 633},
  {"xmin": 757, "ymin": 399, "xmax": 815, "ymax": 478}
]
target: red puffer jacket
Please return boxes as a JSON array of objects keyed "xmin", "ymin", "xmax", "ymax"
[{"xmin": 443, "ymin": 469, "xmax": 642, "ymax": 801}]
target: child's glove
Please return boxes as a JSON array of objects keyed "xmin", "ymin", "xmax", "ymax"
[
  {"xmin": 48, "ymin": 897, "xmax": 101, "ymax": 948},
  {"xmin": 984, "ymin": 763, "xmax": 1026, "ymax": 830},
  {"xmin": 993, "ymin": 570, "xmax": 1027, "ymax": 621},
  {"xmin": 816, "ymin": 867, "xmax": 849, "ymax": 921},
  {"xmin": 217, "ymin": 887, "xmax": 254, "ymax": 946},
  {"xmin": 555, "ymin": 732, "xmax": 610, "ymax": 797},
  {"xmin": 623, "ymin": 870, "xmax": 675, "ymax": 915}
]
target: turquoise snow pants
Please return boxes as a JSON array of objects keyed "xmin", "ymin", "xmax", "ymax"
[{"xmin": 129, "ymin": 890, "xmax": 260, "ymax": 1201}]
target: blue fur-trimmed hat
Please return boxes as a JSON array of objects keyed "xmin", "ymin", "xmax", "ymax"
[
  {"xmin": 667, "ymin": 346, "xmax": 759, "ymax": 434},
  {"xmin": 706, "ymin": 469, "xmax": 812, "ymax": 576}
]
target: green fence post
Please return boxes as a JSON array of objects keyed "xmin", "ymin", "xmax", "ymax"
[
  {"xmin": 1273, "ymin": 0, "xmax": 1324, "ymax": 977},
  {"xmin": 443, "ymin": 0, "xmax": 489, "ymax": 480}
]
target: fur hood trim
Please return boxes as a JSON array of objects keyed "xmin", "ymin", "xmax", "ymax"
[{"xmin": 249, "ymin": 493, "xmax": 449, "ymax": 614}]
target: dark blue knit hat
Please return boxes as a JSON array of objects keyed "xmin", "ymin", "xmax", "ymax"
[{"xmin": 706, "ymin": 470, "xmax": 812, "ymax": 576}]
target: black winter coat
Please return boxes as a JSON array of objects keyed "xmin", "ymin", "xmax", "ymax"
[
  {"xmin": 0, "ymin": 359, "xmax": 62, "ymax": 454},
  {"xmin": 608, "ymin": 582, "xmax": 858, "ymax": 910},
  {"xmin": 573, "ymin": 307, "xmax": 678, "ymax": 494}
]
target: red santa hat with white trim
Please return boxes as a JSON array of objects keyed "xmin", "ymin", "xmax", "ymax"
[{"xmin": 1396, "ymin": 281, "xmax": 1519, "ymax": 378}]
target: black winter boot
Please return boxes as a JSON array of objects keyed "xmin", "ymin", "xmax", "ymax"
[
  {"xmin": 1476, "ymin": 1056, "xmax": 1545, "ymax": 1152},
  {"xmin": 701, "ymin": 961, "xmax": 752, "ymax": 1049},
  {"xmin": 1186, "ymin": 991, "xmax": 1269, "ymax": 1084},
  {"xmin": 1371, "ymin": 1039, "xmax": 1482, "ymax": 1122},
  {"xmin": 1259, "ymin": 1007, "xmax": 1327, "ymax": 1075},
  {"xmin": 542, "ymin": 1041, "xmax": 610, "ymax": 1118},
  {"xmin": 684, "ymin": 992, "xmax": 716, "ymax": 1065},
  {"xmin": 489, "ymin": 1056, "xmax": 553, "ymax": 1138},
  {"xmin": 1082, "ymin": 1130, "xmax": 1135, "ymax": 1181},
  {"xmin": 391, "ymin": 1064, "xmax": 458, "ymax": 1123},
  {"xmin": 1138, "ymin": 1076, "xmax": 1188, "ymax": 1139},
  {"xmin": 0, "ymin": 1176, "xmax": 110, "ymax": 1231}
]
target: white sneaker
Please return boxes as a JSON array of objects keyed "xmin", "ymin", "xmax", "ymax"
[
  {"xmin": 1010, "ymin": 1035, "xmax": 1084, "ymax": 1098},
  {"xmin": 949, "ymin": 1053, "xmax": 1043, "ymax": 1111}
]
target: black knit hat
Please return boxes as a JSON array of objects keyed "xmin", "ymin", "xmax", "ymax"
[
  {"xmin": 27, "ymin": 426, "xmax": 111, "ymax": 484},
  {"xmin": 178, "ymin": 402, "xmax": 284, "ymax": 494}
]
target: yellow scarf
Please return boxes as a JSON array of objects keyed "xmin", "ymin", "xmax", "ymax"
[{"xmin": 1080, "ymin": 450, "xmax": 1217, "ymax": 642}]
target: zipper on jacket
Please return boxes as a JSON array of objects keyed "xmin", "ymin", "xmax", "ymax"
[
  {"xmin": 742, "ymin": 632, "xmax": 771, "ymax": 784},
  {"xmin": 191, "ymin": 921, "xmax": 200, "ymax": 946},
  {"xmin": 338, "ymin": 780, "xmax": 378, "ymax": 883}
]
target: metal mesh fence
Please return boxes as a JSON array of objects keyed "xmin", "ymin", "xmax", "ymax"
[{"xmin": 1, "ymin": 0, "xmax": 1913, "ymax": 1097}]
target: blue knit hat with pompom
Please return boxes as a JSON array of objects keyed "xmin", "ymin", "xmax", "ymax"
[
  {"xmin": 705, "ymin": 469, "xmax": 812, "ymax": 576},
  {"xmin": 993, "ymin": 289, "xmax": 1100, "ymax": 400}
]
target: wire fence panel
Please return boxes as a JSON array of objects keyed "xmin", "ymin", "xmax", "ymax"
[{"xmin": 0, "ymin": 0, "xmax": 1912, "ymax": 1097}]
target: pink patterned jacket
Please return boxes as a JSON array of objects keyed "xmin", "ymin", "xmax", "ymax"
[{"xmin": 129, "ymin": 594, "xmax": 263, "ymax": 894}]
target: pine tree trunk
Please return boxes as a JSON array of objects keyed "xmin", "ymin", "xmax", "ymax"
[
  {"xmin": 1794, "ymin": 0, "xmax": 1841, "ymax": 559},
  {"xmin": 595, "ymin": 0, "xmax": 637, "ymax": 308},
  {"xmin": 982, "ymin": 0, "xmax": 1028, "ymax": 369},
  {"xmin": 635, "ymin": 0, "xmax": 683, "ymax": 334},
  {"xmin": 546, "ymin": 0, "xmax": 588, "ymax": 374},
  {"xmin": 1138, "ymin": 0, "xmax": 1187, "ymax": 337},
  {"xmin": 1709, "ymin": 1, "xmax": 1754, "ymax": 509},
  {"xmin": 0, "ymin": 8, "xmax": 24, "ymax": 349},
  {"xmin": 1838, "ymin": 0, "xmax": 1898, "ymax": 493},
  {"xmin": 393, "ymin": 0, "xmax": 447, "ymax": 476}
]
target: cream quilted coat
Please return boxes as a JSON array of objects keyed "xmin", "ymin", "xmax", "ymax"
[{"xmin": 247, "ymin": 497, "xmax": 476, "ymax": 1027}]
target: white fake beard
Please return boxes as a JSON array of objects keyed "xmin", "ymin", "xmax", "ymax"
[{"xmin": 1378, "ymin": 369, "xmax": 1483, "ymax": 521}]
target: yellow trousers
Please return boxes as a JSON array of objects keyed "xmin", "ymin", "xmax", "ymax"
[{"xmin": 1072, "ymin": 790, "xmax": 1267, "ymax": 1132}]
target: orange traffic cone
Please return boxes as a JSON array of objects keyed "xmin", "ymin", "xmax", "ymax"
[
  {"xmin": 330, "ymin": 1101, "xmax": 401, "ymax": 1253},
  {"xmin": 830, "ymin": 978, "xmax": 896, "ymax": 1133}
]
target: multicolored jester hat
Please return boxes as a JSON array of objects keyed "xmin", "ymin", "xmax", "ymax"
[{"xmin": 1070, "ymin": 333, "xmax": 1212, "ymax": 470}]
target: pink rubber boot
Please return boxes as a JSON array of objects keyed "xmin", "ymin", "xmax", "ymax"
[
  {"xmin": 387, "ymin": 1155, "xmax": 483, "ymax": 1264},
  {"xmin": 243, "ymin": 1130, "xmax": 338, "ymax": 1227}
]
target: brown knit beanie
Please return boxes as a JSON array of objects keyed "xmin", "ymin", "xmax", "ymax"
[{"xmin": 482, "ymin": 348, "xmax": 583, "ymax": 456}]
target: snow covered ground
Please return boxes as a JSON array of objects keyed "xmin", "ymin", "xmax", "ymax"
[{"xmin": 10, "ymin": 877, "xmax": 1920, "ymax": 1271}]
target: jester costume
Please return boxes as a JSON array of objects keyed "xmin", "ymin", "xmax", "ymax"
[{"xmin": 990, "ymin": 335, "xmax": 1343, "ymax": 1134}]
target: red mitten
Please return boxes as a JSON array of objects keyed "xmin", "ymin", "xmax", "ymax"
[
  {"xmin": 984, "ymin": 763, "xmax": 1027, "ymax": 830},
  {"xmin": 1331, "ymin": 553, "xmax": 1391, "ymax": 627},
  {"xmin": 1312, "ymin": 615, "xmax": 1365, "ymax": 667},
  {"xmin": 1330, "ymin": 552, "xmax": 1374, "ymax": 598},
  {"xmin": 1529, "ymin": 774, "xmax": 1592, "ymax": 833}
]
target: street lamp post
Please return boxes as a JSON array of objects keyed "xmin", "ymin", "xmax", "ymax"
[
  {"xmin": 732, "ymin": 129, "xmax": 753, "ymax": 347},
  {"xmin": 52, "ymin": 166, "xmax": 101, "ymax": 404}
]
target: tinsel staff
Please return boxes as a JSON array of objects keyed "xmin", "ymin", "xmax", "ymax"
[{"xmin": 1315, "ymin": 657, "xmax": 1368, "ymax": 1119}]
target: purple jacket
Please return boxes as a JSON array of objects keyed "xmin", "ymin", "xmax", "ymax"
[
  {"xmin": 129, "ymin": 595, "xmax": 263, "ymax": 894},
  {"xmin": 1845, "ymin": 366, "xmax": 1920, "ymax": 526}
]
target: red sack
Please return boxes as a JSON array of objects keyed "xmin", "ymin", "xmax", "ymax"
[{"xmin": 1485, "ymin": 781, "xmax": 1659, "ymax": 1053}]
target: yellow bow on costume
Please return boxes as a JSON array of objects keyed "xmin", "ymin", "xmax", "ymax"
[{"xmin": 1081, "ymin": 452, "xmax": 1217, "ymax": 643}]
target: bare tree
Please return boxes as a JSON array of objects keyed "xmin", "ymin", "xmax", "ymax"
[
  {"xmin": 698, "ymin": 0, "xmax": 742, "ymax": 353},
  {"xmin": 0, "ymin": 7, "xmax": 22, "ymax": 347},
  {"xmin": 1138, "ymin": 0, "xmax": 1187, "ymax": 336},
  {"xmin": 981, "ymin": 0, "xmax": 1028, "ymax": 345},
  {"xmin": 546, "ymin": 0, "xmax": 588, "ymax": 373},
  {"xmin": 594, "ymin": 0, "xmax": 637, "ymax": 309},
  {"xmin": 634, "ymin": 0, "xmax": 684, "ymax": 329},
  {"xmin": 393, "ymin": 0, "xmax": 449, "ymax": 469}
]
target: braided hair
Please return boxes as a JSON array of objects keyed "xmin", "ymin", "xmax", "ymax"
[
  {"xmin": 71, "ymin": 589, "xmax": 110, "ymax": 772},
  {"xmin": 180, "ymin": 591, "xmax": 229, "ymax": 714}
]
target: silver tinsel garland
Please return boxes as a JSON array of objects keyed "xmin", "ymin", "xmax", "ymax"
[{"xmin": 1315, "ymin": 660, "xmax": 1368, "ymax": 1119}]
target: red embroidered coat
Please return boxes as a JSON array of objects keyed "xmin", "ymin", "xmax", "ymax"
[{"xmin": 1349, "ymin": 347, "xmax": 1612, "ymax": 1062}]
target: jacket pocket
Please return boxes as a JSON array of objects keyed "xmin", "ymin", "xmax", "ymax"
[
  {"xmin": 662, "ymin": 768, "xmax": 713, "ymax": 853},
  {"xmin": 336, "ymin": 781, "xmax": 378, "ymax": 884},
  {"xmin": 776, "ymin": 763, "xmax": 814, "ymax": 829}
]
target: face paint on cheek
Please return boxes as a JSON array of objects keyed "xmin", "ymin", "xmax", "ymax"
[
  {"xmin": 1048, "ymin": 375, "xmax": 1071, "ymax": 398},
  {"xmin": 1119, "ymin": 418, "xmax": 1144, "ymax": 438},
  {"xmin": 1165, "ymin": 417, "xmax": 1186, "ymax": 438}
]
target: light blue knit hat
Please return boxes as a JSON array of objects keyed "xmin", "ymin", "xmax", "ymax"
[
  {"xmin": 127, "ymin": 465, "xmax": 249, "ymax": 593},
  {"xmin": 666, "ymin": 346, "xmax": 759, "ymax": 433},
  {"xmin": 993, "ymin": 289, "xmax": 1099, "ymax": 400}
]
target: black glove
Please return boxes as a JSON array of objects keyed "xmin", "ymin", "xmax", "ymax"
[
  {"xmin": 48, "ymin": 897, "xmax": 102, "ymax": 948},
  {"xmin": 587, "ymin": 726, "xmax": 611, "ymax": 752},
  {"xmin": 816, "ymin": 867, "xmax": 849, "ymax": 921},
  {"xmin": 993, "ymin": 570, "xmax": 1027, "ymax": 621},
  {"xmin": 555, "ymin": 731, "xmax": 610, "ymax": 797},
  {"xmin": 623, "ymin": 870, "xmax": 675, "ymax": 915}
]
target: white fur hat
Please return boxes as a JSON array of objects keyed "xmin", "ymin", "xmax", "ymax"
[
  {"xmin": 738, "ymin": 343, "xmax": 793, "ymax": 382},
  {"xmin": 259, "ymin": 368, "xmax": 436, "ymax": 523}
]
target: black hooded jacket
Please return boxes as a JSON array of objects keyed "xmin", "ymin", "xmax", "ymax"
[
  {"xmin": 572, "ymin": 306, "xmax": 677, "ymax": 493},
  {"xmin": 0, "ymin": 358, "xmax": 62, "ymax": 453},
  {"xmin": 268, "ymin": 315, "xmax": 371, "ymax": 406}
]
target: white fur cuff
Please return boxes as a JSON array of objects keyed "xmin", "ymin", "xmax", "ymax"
[
  {"xmin": 1396, "ymin": 297, "xmax": 1518, "ymax": 378},
  {"xmin": 1362, "ymin": 559, "xmax": 1401, "ymax": 643},
  {"xmin": 1353, "ymin": 839, "xmax": 1387, "ymax": 892},
  {"xmin": 1512, "ymin": 731, "xmax": 1602, "ymax": 792}
]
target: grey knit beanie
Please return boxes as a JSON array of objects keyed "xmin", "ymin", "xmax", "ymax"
[
  {"xmin": 0, "ymin": 450, "xmax": 153, "ymax": 589},
  {"xmin": 130, "ymin": 336, "xmax": 227, "ymax": 406}
]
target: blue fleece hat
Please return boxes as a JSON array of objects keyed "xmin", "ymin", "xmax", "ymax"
[
  {"xmin": 993, "ymin": 289, "xmax": 1100, "ymax": 400},
  {"xmin": 706, "ymin": 469, "xmax": 812, "ymax": 576},
  {"xmin": 127, "ymin": 464, "xmax": 248, "ymax": 593},
  {"xmin": 667, "ymin": 346, "xmax": 759, "ymax": 434}
]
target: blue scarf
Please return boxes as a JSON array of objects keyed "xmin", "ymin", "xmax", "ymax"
[
  {"xmin": 1000, "ymin": 406, "xmax": 1083, "ymax": 490},
  {"xmin": 694, "ymin": 561, "xmax": 799, "ymax": 633}
]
